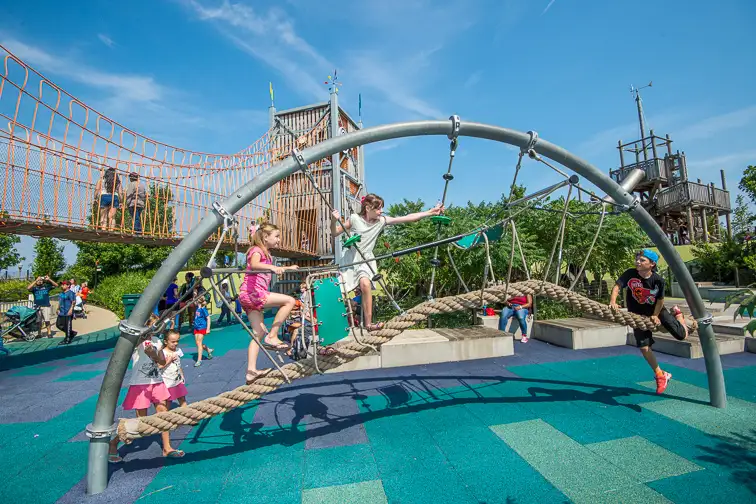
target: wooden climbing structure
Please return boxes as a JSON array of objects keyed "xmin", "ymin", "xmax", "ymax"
[{"xmin": 0, "ymin": 44, "xmax": 364, "ymax": 259}]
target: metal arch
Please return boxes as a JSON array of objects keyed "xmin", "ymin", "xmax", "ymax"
[{"xmin": 87, "ymin": 119, "xmax": 726, "ymax": 495}]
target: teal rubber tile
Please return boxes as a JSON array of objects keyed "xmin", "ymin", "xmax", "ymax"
[
  {"xmin": 218, "ymin": 484, "xmax": 301, "ymax": 504},
  {"xmin": 381, "ymin": 471, "xmax": 478, "ymax": 504},
  {"xmin": 491, "ymin": 419, "xmax": 670, "ymax": 503},
  {"xmin": 303, "ymin": 443, "xmax": 379, "ymax": 489},
  {"xmin": 302, "ymin": 480, "xmax": 388, "ymax": 504},
  {"xmin": 647, "ymin": 467, "xmax": 756, "ymax": 503},
  {"xmin": 4, "ymin": 436, "xmax": 88, "ymax": 503},
  {"xmin": 503, "ymin": 365, "xmax": 598, "ymax": 417},
  {"xmin": 538, "ymin": 410, "xmax": 633, "ymax": 445},
  {"xmin": 430, "ymin": 424, "xmax": 567, "ymax": 503},
  {"xmin": 585, "ymin": 436, "xmax": 703, "ymax": 482},
  {"xmin": 54, "ymin": 370, "xmax": 103, "ymax": 382}
]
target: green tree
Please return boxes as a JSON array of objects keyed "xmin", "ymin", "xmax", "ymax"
[
  {"xmin": 738, "ymin": 165, "xmax": 756, "ymax": 206},
  {"xmin": 32, "ymin": 237, "xmax": 66, "ymax": 278},
  {"xmin": 732, "ymin": 194, "xmax": 753, "ymax": 237},
  {"xmin": 0, "ymin": 233, "xmax": 22, "ymax": 271},
  {"xmin": 67, "ymin": 241, "xmax": 172, "ymax": 285}
]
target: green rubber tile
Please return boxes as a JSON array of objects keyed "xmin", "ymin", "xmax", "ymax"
[
  {"xmin": 65, "ymin": 355, "xmax": 109, "ymax": 367},
  {"xmin": 586, "ymin": 436, "xmax": 703, "ymax": 482},
  {"xmin": 503, "ymin": 365, "xmax": 596, "ymax": 417},
  {"xmin": 302, "ymin": 480, "xmax": 388, "ymax": 504},
  {"xmin": 218, "ymin": 484, "xmax": 301, "ymax": 504},
  {"xmin": 538, "ymin": 411, "xmax": 633, "ymax": 445},
  {"xmin": 490, "ymin": 419, "xmax": 669, "ymax": 503},
  {"xmin": 647, "ymin": 467, "xmax": 756, "ymax": 503},
  {"xmin": 303, "ymin": 443, "xmax": 379, "ymax": 489},
  {"xmin": 12, "ymin": 364, "xmax": 58, "ymax": 376},
  {"xmin": 54, "ymin": 370, "xmax": 103, "ymax": 382}
]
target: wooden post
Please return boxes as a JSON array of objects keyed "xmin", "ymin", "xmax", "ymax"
[
  {"xmin": 721, "ymin": 169, "xmax": 732, "ymax": 238},
  {"xmin": 710, "ymin": 182, "xmax": 720, "ymax": 240},
  {"xmin": 665, "ymin": 134, "xmax": 672, "ymax": 156},
  {"xmin": 701, "ymin": 207, "xmax": 709, "ymax": 243},
  {"xmin": 618, "ymin": 140, "xmax": 625, "ymax": 168},
  {"xmin": 686, "ymin": 206, "xmax": 694, "ymax": 244},
  {"xmin": 650, "ymin": 129, "xmax": 658, "ymax": 159}
]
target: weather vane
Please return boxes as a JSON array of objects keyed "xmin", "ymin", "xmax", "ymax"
[{"xmin": 325, "ymin": 69, "xmax": 343, "ymax": 93}]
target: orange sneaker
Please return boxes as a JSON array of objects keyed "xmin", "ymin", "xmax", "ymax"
[{"xmin": 655, "ymin": 371, "xmax": 672, "ymax": 394}]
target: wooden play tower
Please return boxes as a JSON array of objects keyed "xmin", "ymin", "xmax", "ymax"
[{"xmin": 610, "ymin": 84, "xmax": 732, "ymax": 245}]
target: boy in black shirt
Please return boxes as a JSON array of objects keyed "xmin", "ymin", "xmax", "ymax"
[{"xmin": 609, "ymin": 249, "xmax": 688, "ymax": 394}]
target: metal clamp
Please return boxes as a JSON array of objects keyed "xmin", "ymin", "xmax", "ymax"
[
  {"xmin": 292, "ymin": 148, "xmax": 309, "ymax": 172},
  {"xmin": 619, "ymin": 195, "xmax": 641, "ymax": 212},
  {"xmin": 212, "ymin": 201, "xmax": 236, "ymax": 229},
  {"xmin": 696, "ymin": 313, "xmax": 713, "ymax": 326},
  {"xmin": 523, "ymin": 130, "xmax": 539, "ymax": 156},
  {"xmin": 85, "ymin": 422, "xmax": 118, "ymax": 440},
  {"xmin": 119, "ymin": 320, "xmax": 150, "ymax": 338},
  {"xmin": 448, "ymin": 115, "xmax": 461, "ymax": 140}
]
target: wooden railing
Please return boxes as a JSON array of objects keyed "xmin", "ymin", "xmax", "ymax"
[
  {"xmin": 610, "ymin": 158, "xmax": 667, "ymax": 184},
  {"xmin": 656, "ymin": 181, "xmax": 731, "ymax": 211}
]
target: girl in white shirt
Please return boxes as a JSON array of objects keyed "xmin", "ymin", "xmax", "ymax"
[{"xmin": 159, "ymin": 330, "xmax": 188, "ymax": 407}]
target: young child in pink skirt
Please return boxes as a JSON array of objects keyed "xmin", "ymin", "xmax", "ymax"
[
  {"xmin": 121, "ymin": 322, "xmax": 185, "ymax": 458},
  {"xmin": 239, "ymin": 222, "xmax": 299, "ymax": 384},
  {"xmin": 160, "ymin": 329, "xmax": 188, "ymax": 407}
]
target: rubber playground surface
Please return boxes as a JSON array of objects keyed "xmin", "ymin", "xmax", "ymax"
[{"xmin": 1, "ymin": 321, "xmax": 755, "ymax": 503}]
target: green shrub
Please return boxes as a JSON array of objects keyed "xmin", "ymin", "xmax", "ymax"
[
  {"xmin": 534, "ymin": 297, "xmax": 583, "ymax": 320},
  {"xmin": 0, "ymin": 279, "xmax": 35, "ymax": 302},
  {"xmin": 88, "ymin": 271, "xmax": 155, "ymax": 318}
]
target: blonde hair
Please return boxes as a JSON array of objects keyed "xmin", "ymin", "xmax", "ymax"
[
  {"xmin": 359, "ymin": 193, "xmax": 385, "ymax": 218},
  {"xmin": 249, "ymin": 222, "xmax": 278, "ymax": 260}
]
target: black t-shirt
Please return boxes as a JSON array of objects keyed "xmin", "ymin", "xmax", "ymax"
[{"xmin": 616, "ymin": 268, "xmax": 664, "ymax": 317}]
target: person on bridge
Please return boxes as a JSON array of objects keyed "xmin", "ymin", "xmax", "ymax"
[
  {"xmin": 94, "ymin": 167, "xmax": 123, "ymax": 231},
  {"xmin": 125, "ymin": 172, "xmax": 147, "ymax": 234}
]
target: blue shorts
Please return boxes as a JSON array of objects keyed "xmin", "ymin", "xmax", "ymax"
[{"xmin": 100, "ymin": 194, "xmax": 120, "ymax": 209}]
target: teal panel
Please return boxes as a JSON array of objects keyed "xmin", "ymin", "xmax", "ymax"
[
  {"xmin": 312, "ymin": 275, "xmax": 350, "ymax": 346},
  {"xmin": 302, "ymin": 480, "xmax": 388, "ymax": 504},
  {"xmin": 453, "ymin": 222, "xmax": 505, "ymax": 250}
]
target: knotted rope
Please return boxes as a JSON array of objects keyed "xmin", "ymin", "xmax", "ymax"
[{"xmin": 117, "ymin": 280, "xmax": 696, "ymax": 442}]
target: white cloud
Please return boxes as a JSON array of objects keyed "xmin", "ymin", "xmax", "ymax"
[
  {"xmin": 464, "ymin": 70, "xmax": 483, "ymax": 89},
  {"xmin": 686, "ymin": 150, "xmax": 756, "ymax": 172},
  {"xmin": 542, "ymin": 0, "xmax": 558, "ymax": 15},
  {"xmin": 97, "ymin": 33, "xmax": 115, "ymax": 48},
  {"xmin": 181, "ymin": 0, "xmax": 459, "ymax": 119},
  {"xmin": 675, "ymin": 105, "xmax": 756, "ymax": 142}
]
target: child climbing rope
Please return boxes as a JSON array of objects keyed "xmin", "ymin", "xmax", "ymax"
[
  {"xmin": 331, "ymin": 193, "xmax": 443, "ymax": 331},
  {"xmin": 192, "ymin": 297, "xmax": 214, "ymax": 367},
  {"xmin": 609, "ymin": 249, "xmax": 689, "ymax": 395},
  {"xmin": 160, "ymin": 329, "xmax": 188, "ymax": 407},
  {"xmin": 239, "ymin": 222, "xmax": 299, "ymax": 384},
  {"xmin": 120, "ymin": 314, "xmax": 184, "ymax": 459}
]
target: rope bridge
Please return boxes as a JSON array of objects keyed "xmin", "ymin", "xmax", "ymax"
[
  {"xmin": 0, "ymin": 43, "xmax": 338, "ymax": 257},
  {"xmin": 117, "ymin": 280, "xmax": 698, "ymax": 442}
]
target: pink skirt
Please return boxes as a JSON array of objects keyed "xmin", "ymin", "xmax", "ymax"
[
  {"xmin": 238, "ymin": 289, "xmax": 268, "ymax": 311},
  {"xmin": 167, "ymin": 383, "xmax": 188, "ymax": 401},
  {"xmin": 122, "ymin": 382, "xmax": 171, "ymax": 410}
]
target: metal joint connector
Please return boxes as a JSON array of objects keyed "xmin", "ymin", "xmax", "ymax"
[
  {"xmin": 119, "ymin": 320, "xmax": 149, "ymax": 337},
  {"xmin": 85, "ymin": 422, "xmax": 118, "ymax": 440},
  {"xmin": 447, "ymin": 115, "xmax": 461, "ymax": 141},
  {"xmin": 523, "ymin": 130, "xmax": 539, "ymax": 155},
  {"xmin": 696, "ymin": 313, "xmax": 714, "ymax": 326},
  {"xmin": 292, "ymin": 148, "xmax": 309, "ymax": 172},
  {"xmin": 621, "ymin": 195, "xmax": 641, "ymax": 212},
  {"xmin": 212, "ymin": 201, "xmax": 236, "ymax": 229}
]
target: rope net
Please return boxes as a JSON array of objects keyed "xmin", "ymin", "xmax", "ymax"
[{"xmin": 118, "ymin": 280, "xmax": 698, "ymax": 442}]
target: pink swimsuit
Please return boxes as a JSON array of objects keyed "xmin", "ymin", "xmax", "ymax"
[{"xmin": 238, "ymin": 246, "xmax": 271, "ymax": 311}]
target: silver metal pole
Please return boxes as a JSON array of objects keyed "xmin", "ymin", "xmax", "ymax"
[{"xmin": 88, "ymin": 119, "xmax": 726, "ymax": 495}]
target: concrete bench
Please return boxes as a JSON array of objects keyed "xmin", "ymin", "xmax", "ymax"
[
  {"xmin": 532, "ymin": 317, "xmax": 629, "ymax": 350},
  {"xmin": 327, "ymin": 327, "xmax": 513, "ymax": 373},
  {"xmin": 631, "ymin": 332, "xmax": 745, "ymax": 359},
  {"xmin": 476, "ymin": 314, "xmax": 531, "ymax": 340},
  {"xmin": 747, "ymin": 336, "xmax": 756, "ymax": 353}
]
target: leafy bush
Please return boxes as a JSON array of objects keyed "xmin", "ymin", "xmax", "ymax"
[
  {"xmin": 0, "ymin": 279, "xmax": 34, "ymax": 302},
  {"xmin": 534, "ymin": 297, "xmax": 583, "ymax": 320},
  {"xmin": 88, "ymin": 270, "xmax": 155, "ymax": 318}
]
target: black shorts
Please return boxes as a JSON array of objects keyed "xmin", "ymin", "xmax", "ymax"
[{"xmin": 632, "ymin": 307, "xmax": 687, "ymax": 348}]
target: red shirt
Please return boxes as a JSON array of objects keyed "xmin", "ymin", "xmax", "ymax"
[
  {"xmin": 508, "ymin": 296, "xmax": 528, "ymax": 306},
  {"xmin": 80, "ymin": 287, "xmax": 90, "ymax": 300}
]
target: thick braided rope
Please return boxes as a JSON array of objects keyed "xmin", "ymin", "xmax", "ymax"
[{"xmin": 117, "ymin": 280, "xmax": 696, "ymax": 442}]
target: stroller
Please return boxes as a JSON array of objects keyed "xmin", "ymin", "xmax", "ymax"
[{"xmin": 1, "ymin": 305, "xmax": 43, "ymax": 342}]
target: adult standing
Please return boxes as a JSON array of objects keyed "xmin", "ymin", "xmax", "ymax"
[
  {"xmin": 56, "ymin": 281, "xmax": 78, "ymax": 345},
  {"xmin": 27, "ymin": 275, "xmax": 58, "ymax": 338},
  {"xmin": 125, "ymin": 172, "xmax": 147, "ymax": 233}
]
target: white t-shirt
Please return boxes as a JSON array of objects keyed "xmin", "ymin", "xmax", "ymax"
[
  {"xmin": 160, "ymin": 348, "xmax": 185, "ymax": 388},
  {"xmin": 129, "ymin": 337, "xmax": 165, "ymax": 386}
]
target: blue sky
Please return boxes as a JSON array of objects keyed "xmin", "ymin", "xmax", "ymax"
[{"xmin": 1, "ymin": 0, "xmax": 755, "ymax": 273}]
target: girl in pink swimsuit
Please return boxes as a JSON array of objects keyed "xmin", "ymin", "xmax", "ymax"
[{"xmin": 240, "ymin": 223, "xmax": 299, "ymax": 384}]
